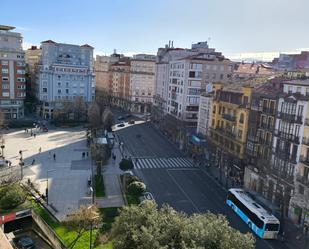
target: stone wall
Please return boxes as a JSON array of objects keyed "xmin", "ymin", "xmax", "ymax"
[
  {"xmin": 0, "ymin": 229, "xmax": 13, "ymax": 249},
  {"xmin": 31, "ymin": 210, "xmax": 66, "ymax": 249}
]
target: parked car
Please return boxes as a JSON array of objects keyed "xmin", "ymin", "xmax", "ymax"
[
  {"xmin": 128, "ymin": 120, "xmax": 135, "ymax": 124},
  {"xmin": 42, "ymin": 127, "xmax": 48, "ymax": 132},
  {"xmin": 117, "ymin": 122, "xmax": 125, "ymax": 128},
  {"xmin": 15, "ymin": 235, "xmax": 35, "ymax": 249}
]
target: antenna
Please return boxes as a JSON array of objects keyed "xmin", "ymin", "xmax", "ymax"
[{"xmin": 208, "ymin": 37, "xmax": 211, "ymax": 46}]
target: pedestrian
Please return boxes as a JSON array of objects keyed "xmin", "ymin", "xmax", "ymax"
[
  {"xmin": 86, "ymin": 152, "xmax": 89, "ymax": 157},
  {"xmin": 19, "ymin": 150, "xmax": 22, "ymax": 156},
  {"xmin": 24, "ymin": 128, "xmax": 26, "ymax": 133},
  {"xmin": 26, "ymin": 128, "xmax": 28, "ymax": 133},
  {"xmin": 34, "ymin": 133, "xmax": 36, "ymax": 138},
  {"xmin": 31, "ymin": 159, "xmax": 35, "ymax": 165},
  {"xmin": 48, "ymin": 151, "xmax": 51, "ymax": 159},
  {"xmin": 8, "ymin": 161, "xmax": 11, "ymax": 167},
  {"xmin": 39, "ymin": 147, "xmax": 42, "ymax": 153},
  {"xmin": 30, "ymin": 131, "xmax": 33, "ymax": 136},
  {"xmin": 53, "ymin": 153, "xmax": 56, "ymax": 161},
  {"xmin": 82, "ymin": 152, "xmax": 85, "ymax": 158}
]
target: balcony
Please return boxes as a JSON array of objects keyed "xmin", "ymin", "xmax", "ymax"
[
  {"xmin": 247, "ymin": 135, "xmax": 260, "ymax": 143},
  {"xmin": 222, "ymin": 114, "xmax": 236, "ymax": 122},
  {"xmin": 277, "ymin": 112, "xmax": 303, "ymax": 124},
  {"xmin": 297, "ymin": 174, "xmax": 309, "ymax": 187},
  {"xmin": 259, "ymin": 107, "xmax": 276, "ymax": 115},
  {"xmin": 302, "ymin": 137, "xmax": 309, "ymax": 146},
  {"xmin": 274, "ymin": 130, "xmax": 300, "ymax": 144},
  {"xmin": 259, "ymin": 122, "xmax": 274, "ymax": 131}
]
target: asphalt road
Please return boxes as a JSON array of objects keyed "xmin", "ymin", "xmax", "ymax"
[{"xmin": 115, "ymin": 119, "xmax": 291, "ymax": 249}]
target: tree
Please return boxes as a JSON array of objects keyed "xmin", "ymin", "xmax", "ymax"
[
  {"xmin": 63, "ymin": 205, "xmax": 101, "ymax": 249},
  {"xmin": 110, "ymin": 201, "xmax": 255, "ymax": 249},
  {"xmin": 96, "ymin": 89, "xmax": 112, "ymax": 112},
  {"xmin": 127, "ymin": 181, "xmax": 146, "ymax": 196},
  {"xmin": 88, "ymin": 102, "xmax": 101, "ymax": 128},
  {"xmin": 0, "ymin": 184, "xmax": 26, "ymax": 210},
  {"xmin": 102, "ymin": 108, "xmax": 114, "ymax": 132},
  {"xmin": 119, "ymin": 158, "xmax": 134, "ymax": 171},
  {"xmin": 73, "ymin": 96, "xmax": 87, "ymax": 121}
]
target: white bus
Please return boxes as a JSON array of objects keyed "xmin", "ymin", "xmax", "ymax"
[{"xmin": 226, "ymin": 188, "xmax": 280, "ymax": 239}]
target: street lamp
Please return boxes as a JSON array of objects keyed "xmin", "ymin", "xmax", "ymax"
[
  {"xmin": 46, "ymin": 169, "xmax": 56, "ymax": 205},
  {"xmin": 87, "ymin": 204, "xmax": 99, "ymax": 249},
  {"xmin": 1, "ymin": 144, "xmax": 5, "ymax": 157}
]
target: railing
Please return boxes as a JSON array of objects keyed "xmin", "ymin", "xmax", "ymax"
[
  {"xmin": 277, "ymin": 112, "xmax": 303, "ymax": 124},
  {"xmin": 247, "ymin": 135, "xmax": 260, "ymax": 143},
  {"xmin": 274, "ymin": 130, "xmax": 300, "ymax": 144},
  {"xmin": 259, "ymin": 122, "xmax": 274, "ymax": 131},
  {"xmin": 259, "ymin": 106, "xmax": 276, "ymax": 115}
]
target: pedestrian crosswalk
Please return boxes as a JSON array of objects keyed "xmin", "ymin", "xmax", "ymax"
[{"xmin": 134, "ymin": 157, "xmax": 195, "ymax": 170}]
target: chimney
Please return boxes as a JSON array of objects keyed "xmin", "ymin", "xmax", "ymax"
[
  {"xmin": 171, "ymin": 41, "xmax": 174, "ymax": 48},
  {"xmin": 114, "ymin": 49, "xmax": 117, "ymax": 54},
  {"xmin": 168, "ymin": 40, "xmax": 171, "ymax": 48}
]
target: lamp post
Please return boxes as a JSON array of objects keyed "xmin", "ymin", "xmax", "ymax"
[
  {"xmin": 88, "ymin": 191, "xmax": 96, "ymax": 249},
  {"xmin": 19, "ymin": 159, "xmax": 24, "ymax": 179},
  {"xmin": 46, "ymin": 169, "xmax": 56, "ymax": 205},
  {"xmin": 1, "ymin": 144, "xmax": 5, "ymax": 157}
]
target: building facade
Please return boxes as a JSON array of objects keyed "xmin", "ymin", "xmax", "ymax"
[
  {"xmin": 37, "ymin": 40, "xmax": 94, "ymax": 118},
  {"xmin": 130, "ymin": 54, "xmax": 156, "ymax": 113},
  {"xmin": 0, "ymin": 25, "xmax": 26, "ymax": 119},
  {"xmin": 208, "ymin": 83, "xmax": 253, "ymax": 185},
  {"xmin": 197, "ymin": 92, "xmax": 213, "ymax": 136}
]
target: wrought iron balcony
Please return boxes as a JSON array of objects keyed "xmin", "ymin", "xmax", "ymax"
[
  {"xmin": 274, "ymin": 130, "xmax": 300, "ymax": 144},
  {"xmin": 277, "ymin": 112, "xmax": 303, "ymax": 124}
]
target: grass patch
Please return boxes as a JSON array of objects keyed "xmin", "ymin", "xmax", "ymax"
[
  {"xmin": 95, "ymin": 175, "xmax": 105, "ymax": 197},
  {"xmin": 31, "ymin": 199, "xmax": 110, "ymax": 249}
]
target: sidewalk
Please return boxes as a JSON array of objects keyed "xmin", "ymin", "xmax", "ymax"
[{"xmin": 95, "ymin": 136, "xmax": 125, "ymax": 208}]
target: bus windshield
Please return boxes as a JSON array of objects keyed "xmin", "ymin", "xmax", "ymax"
[{"xmin": 265, "ymin": 223, "xmax": 279, "ymax": 231}]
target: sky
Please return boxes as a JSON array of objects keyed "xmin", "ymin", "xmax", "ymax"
[{"xmin": 2, "ymin": 0, "xmax": 309, "ymax": 61}]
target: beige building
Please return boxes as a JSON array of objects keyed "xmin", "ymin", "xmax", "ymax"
[
  {"xmin": 130, "ymin": 54, "xmax": 156, "ymax": 113},
  {"xmin": 197, "ymin": 91, "xmax": 213, "ymax": 136}
]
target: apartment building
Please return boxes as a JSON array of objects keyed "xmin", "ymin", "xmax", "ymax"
[
  {"xmin": 0, "ymin": 25, "xmax": 26, "ymax": 119},
  {"xmin": 166, "ymin": 53, "xmax": 233, "ymax": 126},
  {"xmin": 130, "ymin": 54, "xmax": 156, "ymax": 113},
  {"xmin": 269, "ymin": 79, "xmax": 309, "ymax": 224},
  {"xmin": 208, "ymin": 83, "xmax": 253, "ymax": 185},
  {"xmin": 197, "ymin": 91, "xmax": 213, "ymax": 136},
  {"xmin": 244, "ymin": 80, "xmax": 283, "ymax": 213},
  {"xmin": 94, "ymin": 52, "xmax": 122, "ymax": 93},
  {"xmin": 37, "ymin": 40, "xmax": 94, "ymax": 118}
]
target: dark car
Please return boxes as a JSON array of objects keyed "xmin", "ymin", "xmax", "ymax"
[
  {"xmin": 128, "ymin": 120, "xmax": 135, "ymax": 124},
  {"xmin": 117, "ymin": 122, "xmax": 125, "ymax": 128},
  {"xmin": 15, "ymin": 236, "xmax": 35, "ymax": 249},
  {"xmin": 42, "ymin": 127, "xmax": 48, "ymax": 132}
]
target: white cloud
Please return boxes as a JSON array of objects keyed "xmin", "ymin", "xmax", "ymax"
[{"xmin": 228, "ymin": 48, "xmax": 309, "ymax": 62}]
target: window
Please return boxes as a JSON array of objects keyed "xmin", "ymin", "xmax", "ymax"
[
  {"xmin": 296, "ymin": 87, "xmax": 301, "ymax": 93},
  {"xmin": 189, "ymin": 71, "xmax": 195, "ymax": 78},
  {"xmin": 58, "ymin": 89, "xmax": 61, "ymax": 94},
  {"xmin": 2, "ymin": 68, "xmax": 8, "ymax": 74},
  {"xmin": 17, "ymin": 78, "xmax": 25, "ymax": 82},
  {"xmin": 17, "ymin": 85, "xmax": 26, "ymax": 89},
  {"xmin": 65, "ymin": 89, "xmax": 69, "ymax": 94},
  {"xmin": 1, "ymin": 61, "xmax": 8, "ymax": 66},
  {"xmin": 2, "ymin": 77, "xmax": 9, "ymax": 81},
  {"xmin": 238, "ymin": 130, "xmax": 243, "ymax": 139},
  {"xmin": 239, "ymin": 113, "xmax": 244, "ymax": 124},
  {"xmin": 2, "ymin": 84, "xmax": 9, "ymax": 89},
  {"xmin": 42, "ymin": 87, "xmax": 47, "ymax": 93},
  {"xmin": 16, "ymin": 69, "xmax": 25, "ymax": 74},
  {"xmin": 2, "ymin": 92, "xmax": 9, "ymax": 97},
  {"xmin": 17, "ymin": 61, "xmax": 25, "ymax": 66}
]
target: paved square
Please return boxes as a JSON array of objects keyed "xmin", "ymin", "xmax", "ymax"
[{"xmin": 3, "ymin": 126, "xmax": 92, "ymax": 220}]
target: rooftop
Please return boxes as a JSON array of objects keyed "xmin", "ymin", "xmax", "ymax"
[
  {"xmin": 284, "ymin": 79, "xmax": 309, "ymax": 86},
  {"xmin": 0, "ymin": 25, "xmax": 15, "ymax": 31}
]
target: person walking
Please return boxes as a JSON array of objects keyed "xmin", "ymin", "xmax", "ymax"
[
  {"xmin": 34, "ymin": 133, "xmax": 36, "ymax": 138},
  {"xmin": 19, "ymin": 150, "xmax": 22, "ymax": 156},
  {"xmin": 31, "ymin": 159, "xmax": 35, "ymax": 165},
  {"xmin": 39, "ymin": 147, "xmax": 42, "ymax": 153},
  {"xmin": 53, "ymin": 153, "xmax": 56, "ymax": 161}
]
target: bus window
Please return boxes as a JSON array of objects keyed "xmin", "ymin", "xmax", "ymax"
[{"xmin": 265, "ymin": 223, "xmax": 279, "ymax": 231}]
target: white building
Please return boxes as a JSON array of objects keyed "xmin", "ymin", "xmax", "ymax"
[
  {"xmin": 197, "ymin": 91, "xmax": 213, "ymax": 136},
  {"xmin": 37, "ymin": 40, "xmax": 94, "ymax": 119},
  {"xmin": 0, "ymin": 25, "xmax": 26, "ymax": 119},
  {"xmin": 130, "ymin": 54, "xmax": 156, "ymax": 113}
]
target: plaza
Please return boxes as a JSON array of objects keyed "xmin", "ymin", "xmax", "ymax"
[{"xmin": 2, "ymin": 126, "xmax": 92, "ymax": 221}]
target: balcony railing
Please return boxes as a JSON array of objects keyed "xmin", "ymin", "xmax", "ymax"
[
  {"xmin": 274, "ymin": 130, "xmax": 300, "ymax": 144},
  {"xmin": 259, "ymin": 122, "xmax": 274, "ymax": 131},
  {"xmin": 247, "ymin": 135, "xmax": 260, "ymax": 143},
  {"xmin": 277, "ymin": 112, "xmax": 303, "ymax": 124},
  {"xmin": 296, "ymin": 174, "xmax": 309, "ymax": 187},
  {"xmin": 259, "ymin": 106, "xmax": 276, "ymax": 115},
  {"xmin": 222, "ymin": 114, "xmax": 236, "ymax": 122}
]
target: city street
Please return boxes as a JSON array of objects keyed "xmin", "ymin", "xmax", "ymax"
[{"xmin": 116, "ymin": 121, "xmax": 292, "ymax": 249}]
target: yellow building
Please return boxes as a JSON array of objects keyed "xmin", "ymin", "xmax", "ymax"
[{"xmin": 208, "ymin": 83, "xmax": 253, "ymax": 185}]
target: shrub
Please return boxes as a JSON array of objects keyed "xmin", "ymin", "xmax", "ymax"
[
  {"xmin": 127, "ymin": 181, "xmax": 146, "ymax": 196},
  {"xmin": 0, "ymin": 184, "xmax": 26, "ymax": 210},
  {"xmin": 125, "ymin": 175, "xmax": 140, "ymax": 187},
  {"xmin": 119, "ymin": 159, "xmax": 134, "ymax": 171}
]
